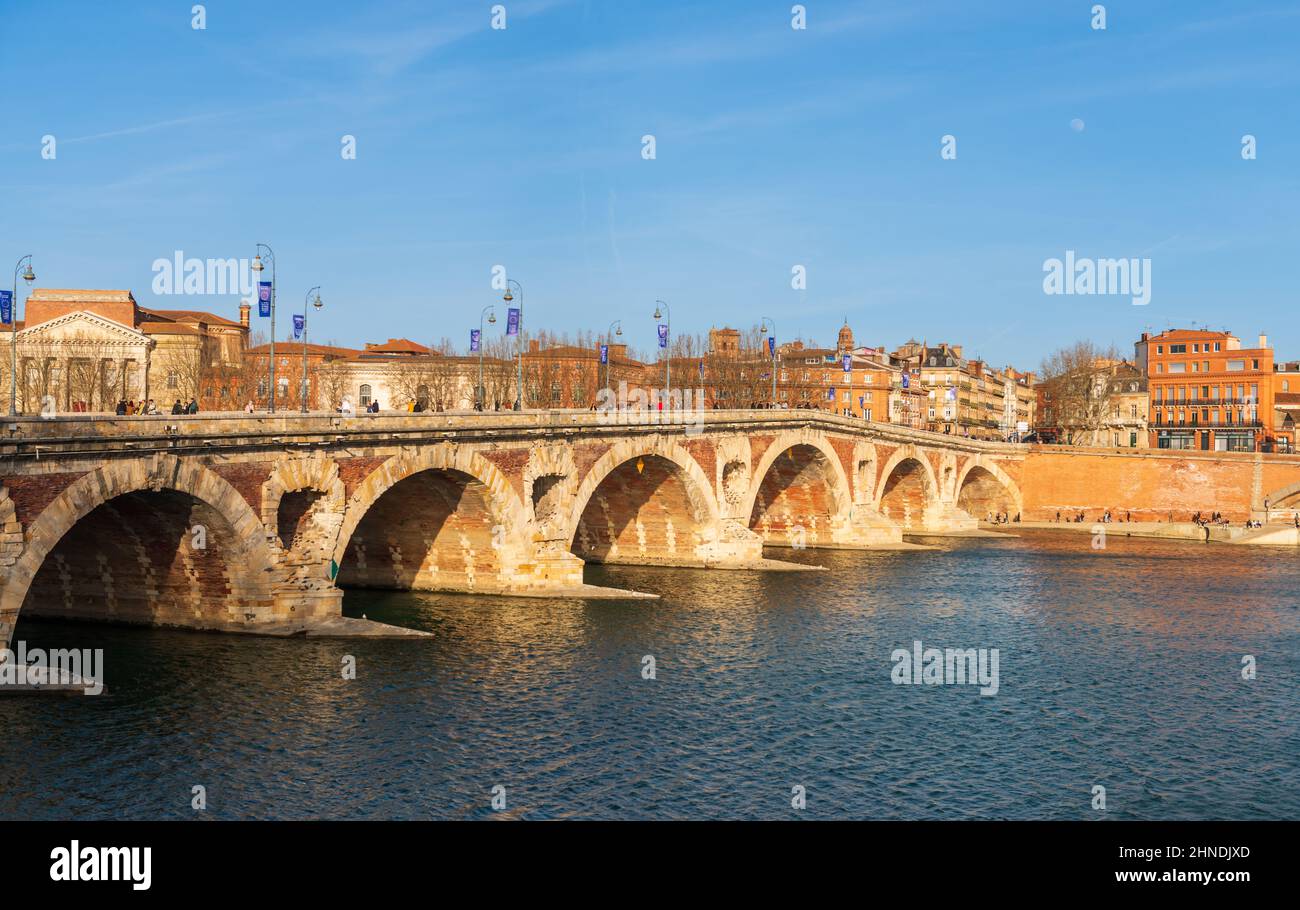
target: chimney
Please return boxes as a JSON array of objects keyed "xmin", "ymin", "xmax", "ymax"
[
  {"xmin": 1259, "ymin": 333, "xmax": 1268, "ymax": 349},
  {"xmin": 238, "ymin": 301, "xmax": 250, "ymax": 329},
  {"xmin": 529, "ymin": 339, "xmax": 540, "ymax": 353},
  {"xmin": 951, "ymin": 344, "xmax": 963, "ymax": 358}
]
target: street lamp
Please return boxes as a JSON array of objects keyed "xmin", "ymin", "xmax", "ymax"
[
  {"xmin": 503, "ymin": 279, "xmax": 523, "ymax": 410},
  {"xmin": 760, "ymin": 316, "xmax": 777, "ymax": 408},
  {"xmin": 653, "ymin": 299, "xmax": 670, "ymax": 401},
  {"xmin": 251, "ymin": 243, "xmax": 277, "ymax": 412},
  {"xmin": 300, "ymin": 287, "xmax": 321, "ymax": 413},
  {"xmin": 605, "ymin": 320, "xmax": 622, "ymax": 394},
  {"xmin": 9, "ymin": 255, "xmax": 35, "ymax": 416},
  {"xmin": 477, "ymin": 305, "xmax": 496, "ymax": 410}
]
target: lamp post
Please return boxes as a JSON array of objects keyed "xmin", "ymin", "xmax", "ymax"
[
  {"xmin": 300, "ymin": 287, "xmax": 321, "ymax": 413},
  {"xmin": 653, "ymin": 299, "xmax": 670, "ymax": 401},
  {"xmin": 9, "ymin": 255, "xmax": 35, "ymax": 416},
  {"xmin": 503, "ymin": 279, "xmax": 523, "ymax": 410},
  {"xmin": 477, "ymin": 305, "xmax": 496, "ymax": 410},
  {"xmin": 251, "ymin": 243, "xmax": 276, "ymax": 412},
  {"xmin": 605, "ymin": 319, "xmax": 622, "ymax": 394},
  {"xmin": 759, "ymin": 316, "xmax": 776, "ymax": 408}
]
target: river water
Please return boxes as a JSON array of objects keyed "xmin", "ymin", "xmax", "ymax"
[{"xmin": 1, "ymin": 530, "xmax": 1296, "ymax": 819}]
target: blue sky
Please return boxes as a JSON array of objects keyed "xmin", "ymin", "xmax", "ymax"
[{"xmin": 2, "ymin": 0, "xmax": 1298, "ymax": 367}]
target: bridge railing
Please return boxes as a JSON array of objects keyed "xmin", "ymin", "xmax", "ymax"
[{"xmin": 0, "ymin": 407, "xmax": 1022, "ymax": 459}]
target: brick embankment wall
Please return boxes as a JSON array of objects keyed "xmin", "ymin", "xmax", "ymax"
[{"xmin": 1019, "ymin": 447, "xmax": 1300, "ymax": 522}]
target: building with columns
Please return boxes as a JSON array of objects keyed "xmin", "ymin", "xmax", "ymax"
[{"xmin": 0, "ymin": 289, "xmax": 247, "ymax": 413}]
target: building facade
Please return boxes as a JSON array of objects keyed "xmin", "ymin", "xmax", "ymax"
[
  {"xmin": 1136, "ymin": 329, "xmax": 1275, "ymax": 451},
  {"xmin": 1, "ymin": 288, "xmax": 247, "ymax": 413}
]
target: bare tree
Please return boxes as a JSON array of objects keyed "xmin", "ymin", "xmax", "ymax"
[{"xmin": 1038, "ymin": 340, "xmax": 1122, "ymax": 444}]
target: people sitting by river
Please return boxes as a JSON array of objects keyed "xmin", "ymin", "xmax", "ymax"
[
  {"xmin": 244, "ymin": 400, "xmax": 255, "ymax": 413},
  {"xmin": 171, "ymin": 399, "xmax": 184, "ymax": 415},
  {"xmin": 115, "ymin": 399, "xmax": 127, "ymax": 415},
  {"xmin": 145, "ymin": 399, "xmax": 159, "ymax": 415}
]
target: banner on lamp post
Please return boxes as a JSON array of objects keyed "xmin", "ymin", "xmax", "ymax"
[
  {"xmin": 470, "ymin": 329, "xmax": 481, "ymax": 353},
  {"xmin": 0, "ymin": 290, "xmax": 12, "ymax": 326},
  {"xmin": 599, "ymin": 344, "xmax": 608, "ymax": 364},
  {"xmin": 292, "ymin": 314, "xmax": 304, "ymax": 340},
  {"xmin": 257, "ymin": 282, "xmax": 272, "ymax": 318},
  {"xmin": 657, "ymin": 324, "xmax": 668, "ymax": 349},
  {"xmin": 768, "ymin": 336, "xmax": 775, "ymax": 356},
  {"xmin": 506, "ymin": 308, "xmax": 520, "ymax": 336},
  {"xmin": 842, "ymin": 354, "xmax": 852, "ymax": 372}
]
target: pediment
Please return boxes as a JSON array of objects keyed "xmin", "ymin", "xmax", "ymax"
[{"xmin": 18, "ymin": 310, "xmax": 152, "ymax": 346}]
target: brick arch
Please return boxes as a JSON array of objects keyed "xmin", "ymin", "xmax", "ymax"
[
  {"xmin": 567, "ymin": 436, "xmax": 721, "ymax": 565},
  {"xmin": 1266, "ymin": 479, "xmax": 1300, "ymax": 510},
  {"xmin": 0, "ymin": 455, "xmax": 280, "ymax": 644},
  {"xmin": 954, "ymin": 458, "xmax": 1023, "ymax": 518},
  {"xmin": 744, "ymin": 430, "xmax": 853, "ymax": 547},
  {"xmin": 332, "ymin": 445, "xmax": 528, "ymax": 593},
  {"xmin": 261, "ymin": 454, "xmax": 346, "ymax": 555},
  {"xmin": 874, "ymin": 445, "xmax": 940, "ymax": 528}
]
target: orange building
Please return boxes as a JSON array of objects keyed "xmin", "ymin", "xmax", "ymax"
[{"xmin": 1136, "ymin": 328, "xmax": 1275, "ymax": 452}]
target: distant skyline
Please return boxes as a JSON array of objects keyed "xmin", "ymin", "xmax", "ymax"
[{"xmin": 3, "ymin": 0, "xmax": 1298, "ymax": 368}]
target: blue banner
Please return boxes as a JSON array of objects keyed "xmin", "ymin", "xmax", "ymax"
[
  {"xmin": 257, "ymin": 281, "xmax": 272, "ymax": 318},
  {"xmin": 470, "ymin": 329, "xmax": 481, "ymax": 353},
  {"xmin": 0, "ymin": 290, "xmax": 11, "ymax": 326},
  {"xmin": 292, "ymin": 314, "xmax": 304, "ymax": 339},
  {"xmin": 842, "ymin": 354, "xmax": 852, "ymax": 372},
  {"xmin": 768, "ymin": 336, "xmax": 775, "ymax": 356},
  {"xmin": 901, "ymin": 372, "xmax": 910, "ymax": 389},
  {"xmin": 657, "ymin": 324, "xmax": 668, "ymax": 349},
  {"xmin": 599, "ymin": 344, "xmax": 608, "ymax": 364},
  {"xmin": 698, "ymin": 359, "xmax": 705, "ymax": 378},
  {"xmin": 506, "ymin": 307, "xmax": 520, "ymax": 336},
  {"xmin": 827, "ymin": 388, "xmax": 836, "ymax": 401}
]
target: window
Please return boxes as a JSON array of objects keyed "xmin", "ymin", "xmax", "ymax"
[
  {"xmin": 1168, "ymin": 362, "xmax": 1186, "ymax": 373},
  {"xmin": 1227, "ymin": 360, "xmax": 1245, "ymax": 371},
  {"xmin": 359, "ymin": 384, "xmax": 372, "ymax": 407},
  {"xmin": 167, "ymin": 371, "xmax": 178, "ymax": 389},
  {"xmin": 1252, "ymin": 359, "xmax": 1259, "ymax": 370},
  {"xmin": 1203, "ymin": 361, "xmax": 1209, "ymax": 372},
  {"xmin": 1170, "ymin": 343, "xmax": 1187, "ymax": 353},
  {"xmin": 1156, "ymin": 345, "xmax": 1163, "ymax": 354},
  {"xmin": 1214, "ymin": 342, "xmax": 1221, "ymax": 351},
  {"xmin": 1193, "ymin": 344, "xmax": 1200, "ymax": 353}
]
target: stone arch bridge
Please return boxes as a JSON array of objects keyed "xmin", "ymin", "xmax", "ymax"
[
  {"xmin": 4, "ymin": 409, "xmax": 1299, "ymax": 643},
  {"xmin": 0, "ymin": 411, "xmax": 1028, "ymax": 642}
]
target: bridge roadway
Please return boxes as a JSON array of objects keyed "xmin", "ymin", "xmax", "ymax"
[{"xmin": 1, "ymin": 409, "xmax": 1297, "ymax": 643}]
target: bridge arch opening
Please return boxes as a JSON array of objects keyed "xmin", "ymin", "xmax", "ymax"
[
  {"xmin": 337, "ymin": 468, "xmax": 509, "ymax": 593},
  {"xmin": 277, "ymin": 489, "xmax": 325, "ymax": 550},
  {"xmin": 20, "ymin": 489, "xmax": 270, "ymax": 629},
  {"xmin": 571, "ymin": 453, "xmax": 712, "ymax": 565},
  {"xmin": 748, "ymin": 443, "xmax": 849, "ymax": 546},
  {"xmin": 878, "ymin": 457, "xmax": 935, "ymax": 529},
  {"xmin": 956, "ymin": 465, "xmax": 1019, "ymax": 520}
]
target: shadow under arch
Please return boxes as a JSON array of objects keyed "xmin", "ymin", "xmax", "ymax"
[{"xmin": 1, "ymin": 455, "xmax": 278, "ymax": 638}]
